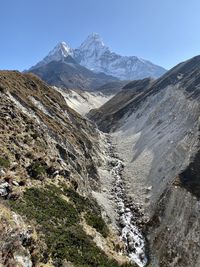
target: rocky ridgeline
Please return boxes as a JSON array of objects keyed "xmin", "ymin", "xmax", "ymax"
[{"xmin": 107, "ymin": 140, "xmax": 147, "ymax": 267}]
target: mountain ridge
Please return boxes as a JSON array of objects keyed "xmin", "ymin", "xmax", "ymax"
[
  {"xmin": 29, "ymin": 55, "xmax": 118, "ymax": 90},
  {"xmin": 29, "ymin": 33, "xmax": 166, "ymax": 81}
]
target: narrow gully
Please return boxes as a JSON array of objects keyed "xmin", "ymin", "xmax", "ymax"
[{"xmin": 107, "ymin": 138, "xmax": 147, "ymax": 267}]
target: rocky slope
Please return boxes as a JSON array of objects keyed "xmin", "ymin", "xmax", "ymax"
[
  {"xmin": 29, "ymin": 33, "xmax": 166, "ymax": 82},
  {"xmin": 95, "ymin": 80, "xmax": 130, "ymax": 95},
  {"xmin": 88, "ymin": 55, "xmax": 200, "ymax": 267},
  {"xmin": 88, "ymin": 78, "xmax": 154, "ymax": 131},
  {"xmin": 0, "ymin": 71, "xmax": 137, "ymax": 267},
  {"xmin": 53, "ymin": 87, "xmax": 114, "ymax": 116}
]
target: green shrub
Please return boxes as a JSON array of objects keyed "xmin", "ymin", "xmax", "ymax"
[
  {"xmin": 63, "ymin": 186, "xmax": 109, "ymax": 237},
  {"xmin": 63, "ymin": 186, "xmax": 87, "ymax": 212},
  {"xmin": 85, "ymin": 212, "xmax": 109, "ymax": 238},
  {"xmin": 0, "ymin": 156, "xmax": 10, "ymax": 168},
  {"xmin": 10, "ymin": 185, "xmax": 137, "ymax": 267},
  {"xmin": 27, "ymin": 160, "xmax": 47, "ymax": 179},
  {"xmin": 63, "ymin": 186, "xmax": 101, "ymax": 214}
]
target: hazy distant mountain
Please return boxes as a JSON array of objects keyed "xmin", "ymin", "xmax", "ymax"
[{"xmin": 30, "ymin": 33, "xmax": 166, "ymax": 82}]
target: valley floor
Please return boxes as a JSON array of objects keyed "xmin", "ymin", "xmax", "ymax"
[{"xmin": 93, "ymin": 132, "xmax": 148, "ymax": 267}]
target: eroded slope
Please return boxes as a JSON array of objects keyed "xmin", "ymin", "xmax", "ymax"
[
  {"xmin": 54, "ymin": 87, "xmax": 114, "ymax": 116},
  {"xmin": 89, "ymin": 56, "xmax": 200, "ymax": 267}
]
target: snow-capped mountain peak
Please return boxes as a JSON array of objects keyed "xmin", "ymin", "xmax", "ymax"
[
  {"xmin": 74, "ymin": 33, "xmax": 110, "ymax": 72},
  {"xmin": 44, "ymin": 41, "xmax": 74, "ymax": 62},
  {"xmin": 78, "ymin": 33, "xmax": 107, "ymax": 51},
  {"xmin": 48, "ymin": 42, "xmax": 73, "ymax": 58},
  {"xmin": 74, "ymin": 34, "xmax": 166, "ymax": 79},
  {"xmin": 30, "ymin": 33, "xmax": 166, "ymax": 80},
  {"xmin": 30, "ymin": 41, "xmax": 74, "ymax": 69}
]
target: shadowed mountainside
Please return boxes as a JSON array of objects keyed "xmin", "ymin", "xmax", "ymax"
[
  {"xmin": 94, "ymin": 80, "xmax": 131, "ymax": 95},
  {"xmin": 29, "ymin": 55, "xmax": 118, "ymax": 91}
]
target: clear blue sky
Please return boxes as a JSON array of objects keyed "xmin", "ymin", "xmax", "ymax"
[{"xmin": 1, "ymin": 0, "xmax": 200, "ymax": 70}]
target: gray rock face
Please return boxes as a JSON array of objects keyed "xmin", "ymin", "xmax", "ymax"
[
  {"xmin": 147, "ymin": 186, "xmax": 200, "ymax": 267},
  {"xmin": 89, "ymin": 55, "xmax": 200, "ymax": 266},
  {"xmin": 0, "ymin": 182, "xmax": 10, "ymax": 197}
]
